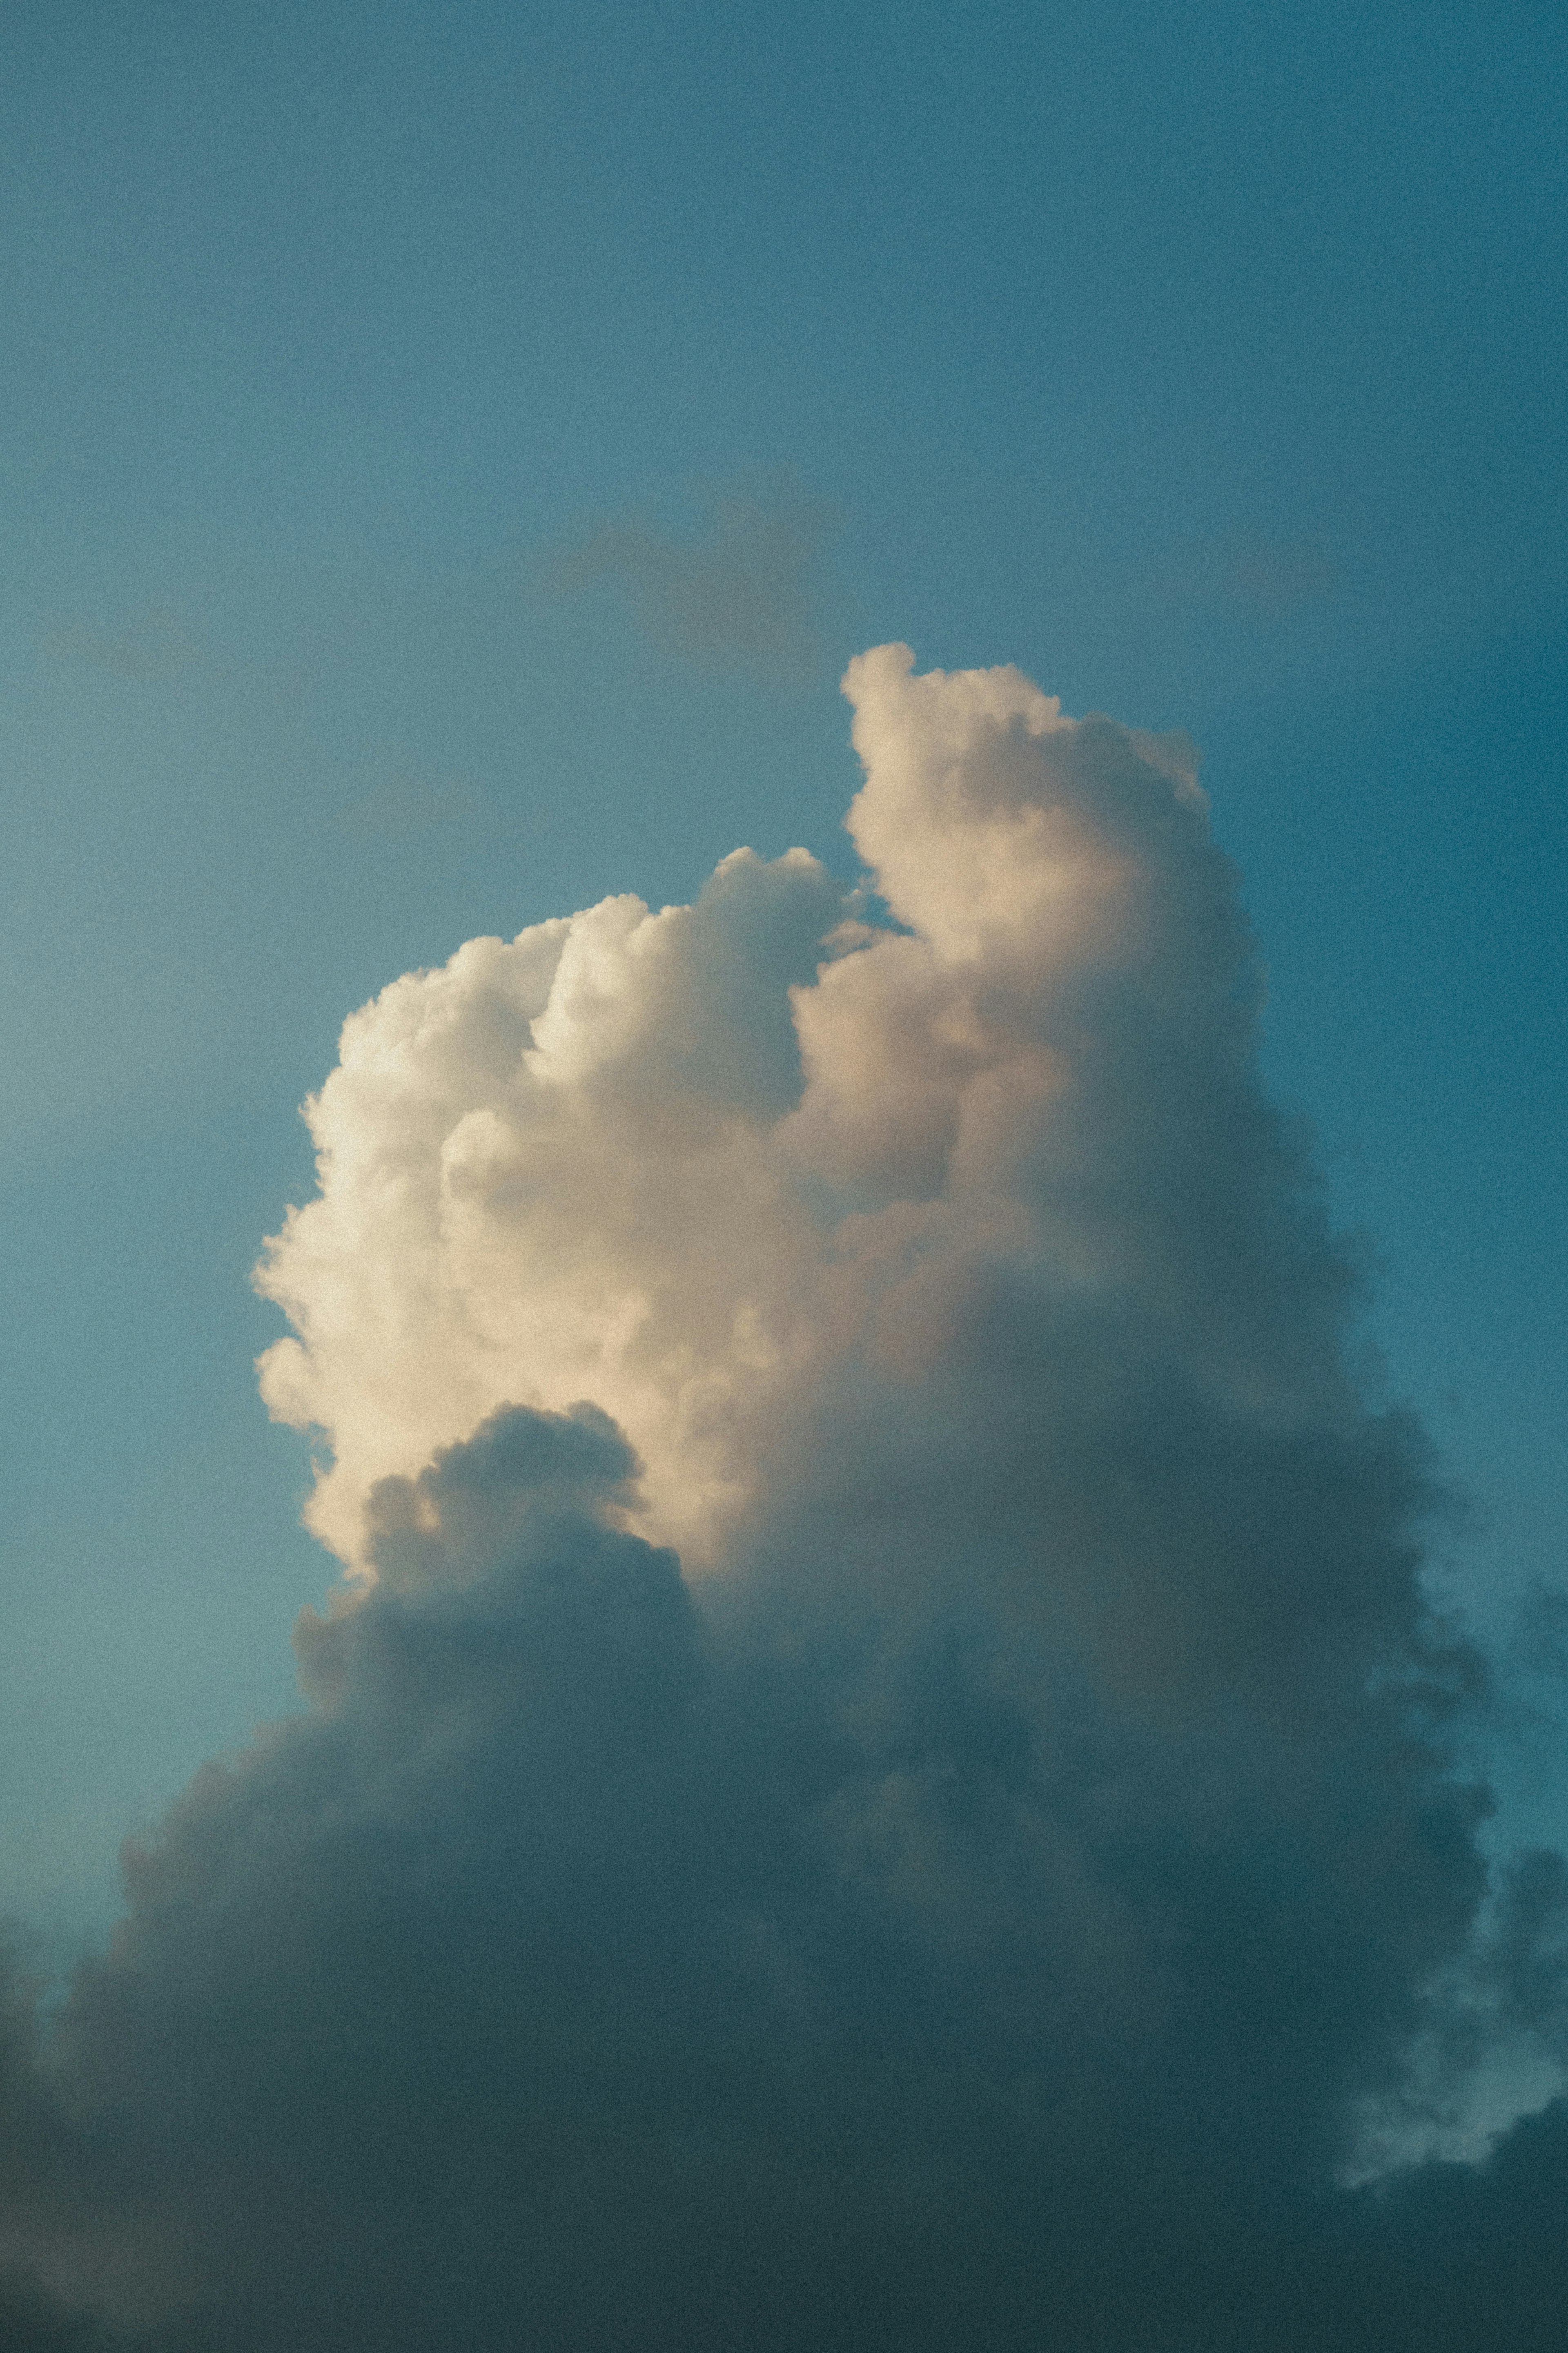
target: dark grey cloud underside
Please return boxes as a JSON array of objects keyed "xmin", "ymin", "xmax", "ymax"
[{"xmin": 0, "ymin": 1401, "xmax": 1562, "ymax": 2352}]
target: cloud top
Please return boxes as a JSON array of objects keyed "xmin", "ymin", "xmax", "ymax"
[{"xmin": 256, "ymin": 646, "xmax": 1360, "ymax": 1640}]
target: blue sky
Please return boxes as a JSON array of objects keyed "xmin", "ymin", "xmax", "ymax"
[{"xmin": 0, "ymin": 0, "xmax": 1564, "ymax": 2078}]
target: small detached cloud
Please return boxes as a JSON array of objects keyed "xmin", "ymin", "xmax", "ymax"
[
  {"xmin": 1, "ymin": 648, "xmax": 1566, "ymax": 2349},
  {"xmin": 1154, "ymin": 531, "xmax": 1343, "ymax": 625},
  {"xmin": 331, "ymin": 766, "xmax": 486, "ymax": 843},
  {"xmin": 39, "ymin": 605, "xmax": 209, "ymax": 682},
  {"xmin": 545, "ymin": 481, "xmax": 839, "ymax": 683},
  {"xmin": 1222, "ymin": 531, "xmax": 1341, "ymax": 618}
]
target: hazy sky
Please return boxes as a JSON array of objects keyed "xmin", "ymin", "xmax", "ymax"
[{"xmin": 0, "ymin": 5, "xmax": 1564, "ymax": 2346}]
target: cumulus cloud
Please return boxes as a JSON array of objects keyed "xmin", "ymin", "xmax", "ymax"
[
  {"xmin": 255, "ymin": 641, "xmax": 1379, "ymax": 1632},
  {"xmin": 2, "ymin": 647, "xmax": 1566, "ymax": 2349}
]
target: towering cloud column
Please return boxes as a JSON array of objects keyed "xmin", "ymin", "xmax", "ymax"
[{"xmin": 3, "ymin": 649, "xmax": 1551, "ymax": 2353}]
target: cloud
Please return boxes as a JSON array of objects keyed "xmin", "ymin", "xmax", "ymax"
[
  {"xmin": 545, "ymin": 483, "xmax": 837, "ymax": 682},
  {"xmin": 1160, "ymin": 532, "xmax": 1342, "ymax": 624},
  {"xmin": 1223, "ymin": 532, "xmax": 1341, "ymax": 617},
  {"xmin": 252, "ymin": 640, "xmax": 1361, "ymax": 1618},
  {"xmin": 38, "ymin": 606, "xmax": 209, "ymax": 682},
  {"xmin": 330, "ymin": 767, "xmax": 486, "ymax": 843},
  {"xmin": 2, "ymin": 647, "xmax": 1566, "ymax": 2348}
]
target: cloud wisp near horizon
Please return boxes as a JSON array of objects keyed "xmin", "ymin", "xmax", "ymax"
[{"xmin": 2, "ymin": 647, "xmax": 1566, "ymax": 2351}]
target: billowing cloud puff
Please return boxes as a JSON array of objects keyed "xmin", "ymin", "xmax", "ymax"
[
  {"xmin": 260, "ymin": 647, "xmax": 1341, "ymax": 1596},
  {"xmin": 3, "ymin": 649, "xmax": 1567, "ymax": 2349}
]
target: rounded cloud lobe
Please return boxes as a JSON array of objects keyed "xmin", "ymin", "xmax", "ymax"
[{"xmin": 4, "ymin": 648, "xmax": 1567, "ymax": 2349}]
